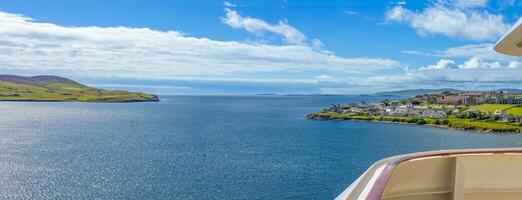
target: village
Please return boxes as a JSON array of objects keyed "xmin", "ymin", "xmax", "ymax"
[{"xmin": 322, "ymin": 91, "xmax": 522, "ymax": 123}]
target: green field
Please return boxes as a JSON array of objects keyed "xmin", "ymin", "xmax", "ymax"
[
  {"xmin": 446, "ymin": 117, "xmax": 520, "ymax": 133},
  {"xmin": 0, "ymin": 81, "xmax": 158, "ymax": 102},
  {"xmin": 470, "ymin": 104, "xmax": 516, "ymax": 113},
  {"xmin": 507, "ymin": 107, "xmax": 522, "ymax": 116}
]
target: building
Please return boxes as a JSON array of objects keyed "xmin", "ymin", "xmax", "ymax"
[
  {"xmin": 438, "ymin": 95, "xmax": 462, "ymax": 105},
  {"xmin": 393, "ymin": 105, "xmax": 412, "ymax": 116},
  {"xmin": 493, "ymin": 110, "xmax": 506, "ymax": 115},
  {"xmin": 501, "ymin": 115, "xmax": 518, "ymax": 123},
  {"xmin": 462, "ymin": 93, "xmax": 485, "ymax": 105},
  {"xmin": 450, "ymin": 109, "xmax": 460, "ymax": 115},
  {"xmin": 434, "ymin": 111, "xmax": 447, "ymax": 118},
  {"xmin": 417, "ymin": 109, "xmax": 435, "ymax": 118}
]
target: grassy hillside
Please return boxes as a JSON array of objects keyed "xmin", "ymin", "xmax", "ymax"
[
  {"xmin": 507, "ymin": 106, "xmax": 522, "ymax": 116},
  {"xmin": 0, "ymin": 75, "xmax": 158, "ymax": 102},
  {"xmin": 470, "ymin": 104, "xmax": 516, "ymax": 113}
]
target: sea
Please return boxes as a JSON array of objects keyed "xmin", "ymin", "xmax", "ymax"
[{"xmin": 1, "ymin": 95, "xmax": 521, "ymax": 199}]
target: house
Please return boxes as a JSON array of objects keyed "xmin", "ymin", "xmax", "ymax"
[
  {"xmin": 450, "ymin": 109, "xmax": 460, "ymax": 115},
  {"xmin": 394, "ymin": 105, "xmax": 413, "ymax": 116},
  {"xmin": 327, "ymin": 104, "xmax": 343, "ymax": 113},
  {"xmin": 369, "ymin": 103, "xmax": 385, "ymax": 110},
  {"xmin": 384, "ymin": 106, "xmax": 395, "ymax": 115},
  {"xmin": 393, "ymin": 107, "xmax": 407, "ymax": 116},
  {"xmin": 434, "ymin": 111, "xmax": 447, "ymax": 118},
  {"xmin": 493, "ymin": 110, "xmax": 506, "ymax": 115},
  {"xmin": 350, "ymin": 107, "xmax": 364, "ymax": 114},
  {"xmin": 418, "ymin": 109, "xmax": 435, "ymax": 118},
  {"xmin": 501, "ymin": 115, "xmax": 518, "ymax": 123},
  {"xmin": 368, "ymin": 107, "xmax": 383, "ymax": 116}
]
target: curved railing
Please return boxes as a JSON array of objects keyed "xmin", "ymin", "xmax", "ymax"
[{"xmin": 336, "ymin": 148, "xmax": 522, "ymax": 200}]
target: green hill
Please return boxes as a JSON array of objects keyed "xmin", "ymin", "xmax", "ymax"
[{"xmin": 0, "ymin": 75, "xmax": 158, "ymax": 102}]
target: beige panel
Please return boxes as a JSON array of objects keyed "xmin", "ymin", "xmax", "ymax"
[
  {"xmin": 383, "ymin": 193, "xmax": 450, "ymax": 200},
  {"xmin": 381, "ymin": 157, "xmax": 452, "ymax": 199},
  {"xmin": 495, "ymin": 18, "xmax": 522, "ymax": 56},
  {"xmin": 380, "ymin": 154, "xmax": 522, "ymax": 200},
  {"xmin": 459, "ymin": 155, "xmax": 522, "ymax": 191},
  {"xmin": 465, "ymin": 192, "xmax": 522, "ymax": 200}
]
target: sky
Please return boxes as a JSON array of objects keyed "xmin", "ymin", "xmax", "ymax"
[{"xmin": 0, "ymin": 0, "xmax": 521, "ymax": 94}]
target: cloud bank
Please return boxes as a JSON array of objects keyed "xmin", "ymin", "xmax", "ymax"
[
  {"xmin": 404, "ymin": 43, "xmax": 521, "ymax": 64},
  {"xmin": 0, "ymin": 11, "xmax": 399, "ymax": 83},
  {"xmin": 221, "ymin": 7, "xmax": 307, "ymax": 45},
  {"xmin": 385, "ymin": 1, "xmax": 510, "ymax": 41},
  {"xmin": 1, "ymin": 6, "xmax": 521, "ymax": 94}
]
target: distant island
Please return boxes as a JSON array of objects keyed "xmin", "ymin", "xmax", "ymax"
[
  {"xmin": 307, "ymin": 90, "xmax": 522, "ymax": 133},
  {"xmin": 0, "ymin": 74, "xmax": 158, "ymax": 102},
  {"xmin": 369, "ymin": 88, "xmax": 462, "ymax": 97},
  {"xmin": 369, "ymin": 88, "xmax": 522, "ymax": 98}
]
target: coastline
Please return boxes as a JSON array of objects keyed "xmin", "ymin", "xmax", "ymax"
[
  {"xmin": 306, "ymin": 112, "xmax": 522, "ymax": 134},
  {"xmin": 0, "ymin": 95, "xmax": 160, "ymax": 103}
]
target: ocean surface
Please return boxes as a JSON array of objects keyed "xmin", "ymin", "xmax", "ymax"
[{"xmin": 1, "ymin": 95, "xmax": 522, "ymax": 199}]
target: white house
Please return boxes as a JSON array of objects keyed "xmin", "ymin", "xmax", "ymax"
[
  {"xmin": 493, "ymin": 110, "xmax": 506, "ymax": 115},
  {"xmin": 434, "ymin": 111, "xmax": 447, "ymax": 118},
  {"xmin": 393, "ymin": 105, "xmax": 411, "ymax": 116},
  {"xmin": 419, "ymin": 109, "xmax": 435, "ymax": 118},
  {"xmin": 450, "ymin": 109, "xmax": 460, "ymax": 115}
]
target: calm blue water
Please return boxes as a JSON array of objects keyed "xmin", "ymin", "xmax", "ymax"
[{"xmin": 1, "ymin": 95, "xmax": 522, "ymax": 199}]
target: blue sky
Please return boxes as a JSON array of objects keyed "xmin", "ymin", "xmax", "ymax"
[{"xmin": 0, "ymin": 0, "xmax": 521, "ymax": 94}]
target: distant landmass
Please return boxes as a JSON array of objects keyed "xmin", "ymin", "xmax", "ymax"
[
  {"xmin": 494, "ymin": 89, "xmax": 522, "ymax": 93},
  {"xmin": 370, "ymin": 88, "xmax": 462, "ymax": 97},
  {"xmin": 255, "ymin": 93, "xmax": 347, "ymax": 96},
  {"xmin": 0, "ymin": 75, "xmax": 158, "ymax": 102},
  {"xmin": 371, "ymin": 88, "xmax": 522, "ymax": 98}
]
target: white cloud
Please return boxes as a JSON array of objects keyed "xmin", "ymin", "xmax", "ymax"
[
  {"xmin": 402, "ymin": 43, "xmax": 521, "ymax": 62},
  {"xmin": 5, "ymin": 9, "xmax": 521, "ymax": 93},
  {"xmin": 356, "ymin": 57, "xmax": 522, "ymax": 89},
  {"xmin": 407, "ymin": 67, "xmax": 522, "ymax": 83},
  {"xmin": 451, "ymin": 0, "xmax": 488, "ymax": 8},
  {"xmin": 324, "ymin": 57, "xmax": 522, "ymax": 91},
  {"xmin": 418, "ymin": 59, "xmax": 456, "ymax": 70},
  {"xmin": 356, "ymin": 68, "xmax": 522, "ymax": 89},
  {"xmin": 385, "ymin": 2, "xmax": 510, "ymax": 41},
  {"xmin": 311, "ymin": 39, "xmax": 324, "ymax": 48},
  {"xmin": 224, "ymin": 1, "xmax": 237, "ymax": 7},
  {"xmin": 418, "ymin": 57, "xmax": 507, "ymax": 71},
  {"xmin": 0, "ymin": 11, "xmax": 400, "ymax": 82},
  {"xmin": 343, "ymin": 10, "xmax": 359, "ymax": 15},
  {"xmin": 508, "ymin": 61, "xmax": 522, "ymax": 68},
  {"xmin": 315, "ymin": 75, "xmax": 335, "ymax": 82},
  {"xmin": 458, "ymin": 57, "xmax": 502, "ymax": 69},
  {"xmin": 221, "ymin": 8, "xmax": 306, "ymax": 44},
  {"xmin": 436, "ymin": 43, "xmax": 518, "ymax": 62}
]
